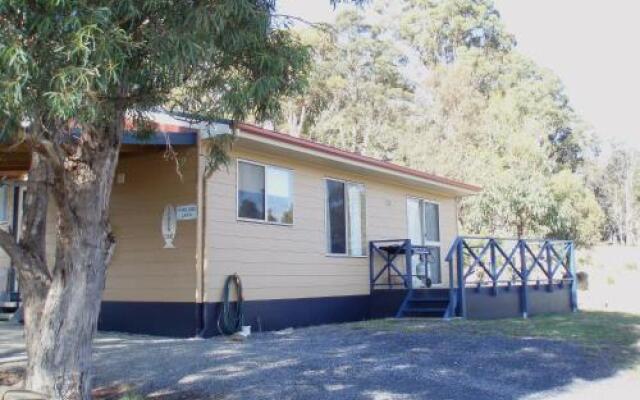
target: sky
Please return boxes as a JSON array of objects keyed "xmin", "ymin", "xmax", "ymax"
[{"xmin": 277, "ymin": 0, "xmax": 640, "ymax": 150}]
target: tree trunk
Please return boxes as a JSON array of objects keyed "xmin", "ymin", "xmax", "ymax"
[
  {"xmin": 623, "ymin": 155, "xmax": 635, "ymax": 245},
  {"xmin": 19, "ymin": 119, "xmax": 121, "ymax": 400}
]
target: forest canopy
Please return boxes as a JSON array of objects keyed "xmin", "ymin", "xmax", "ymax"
[{"xmin": 275, "ymin": 0, "xmax": 636, "ymax": 247}]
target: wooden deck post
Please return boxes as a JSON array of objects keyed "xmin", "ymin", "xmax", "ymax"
[
  {"xmin": 456, "ymin": 239, "xmax": 467, "ymax": 318},
  {"xmin": 447, "ymin": 239, "xmax": 457, "ymax": 318},
  {"xmin": 369, "ymin": 241, "xmax": 374, "ymax": 293},
  {"xmin": 490, "ymin": 239, "xmax": 497, "ymax": 296},
  {"xmin": 404, "ymin": 239, "xmax": 413, "ymax": 290},
  {"xmin": 545, "ymin": 241, "xmax": 553, "ymax": 292},
  {"xmin": 519, "ymin": 240, "xmax": 529, "ymax": 319},
  {"xmin": 568, "ymin": 241, "xmax": 578, "ymax": 312}
]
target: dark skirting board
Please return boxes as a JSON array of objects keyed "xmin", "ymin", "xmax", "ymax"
[
  {"xmin": 97, "ymin": 285, "xmax": 574, "ymax": 338},
  {"xmin": 98, "ymin": 301, "xmax": 199, "ymax": 337}
]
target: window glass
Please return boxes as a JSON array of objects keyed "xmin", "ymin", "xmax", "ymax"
[
  {"xmin": 346, "ymin": 183, "xmax": 366, "ymax": 256},
  {"xmin": 424, "ymin": 202, "xmax": 440, "ymax": 242},
  {"xmin": 326, "ymin": 179, "xmax": 366, "ymax": 256},
  {"xmin": 238, "ymin": 162, "xmax": 265, "ymax": 220},
  {"xmin": 326, "ymin": 180, "xmax": 346, "ymax": 254},
  {"xmin": 237, "ymin": 161, "xmax": 294, "ymax": 224},
  {"xmin": 407, "ymin": 198, "xmax": 422, "ymax": 245},
  {"xmin": 0, "ymin": 185, "xmax": 7, "ymax": 223},
  {"xmin": 266, "ymin": 167, "xmax": 293, "ymax": 224}
]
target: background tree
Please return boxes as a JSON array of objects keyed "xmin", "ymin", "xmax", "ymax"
[
  {"xmin": 592, "ymin": 145, "xmax": 640, "ymax": 244},
  {"xmin": 544, "ymin": 170, "xmax": 604, "ymax": 247},
  {"xmin": 0, "ymin": 1, "xmax": 313, "ymax": 399},
  {"xmin": 277, "ymin": 10, "xmax": 416, "ymax": 159},
  {"xmin": 279, "ymin": 0, "xmax": 605, "ymax": 242}
]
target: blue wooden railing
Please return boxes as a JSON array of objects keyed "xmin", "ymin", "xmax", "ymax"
[
  {"xmin": 369, "ymin": 239, "xmax": 433, "ymax": 291},
  {"xmin": 444, "ymin": 236, "xmax": 578, "ymax": 319}
]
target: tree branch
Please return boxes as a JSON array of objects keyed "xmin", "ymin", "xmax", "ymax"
[
  {"xmin": 0, "ymin": 228, "xmax": 51, "ymax": 282},
  {"xmin": 0, "ymin": 229, "xmax": 25, "ymax": 267}
]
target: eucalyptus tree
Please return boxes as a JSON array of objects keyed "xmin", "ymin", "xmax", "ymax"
[
  {"xmin": 287, "ymin": 0, "xmax": 603, "ymax": 241},
  {"xmin": 593, "ymin": 146, "xmax": 640, "ymax": 244},
  {"xmin": 278, "ymin": 10, "xmax": 416, "ymax": 159},
  {"xmin": 399, "ymin": 0, "xmax": 515, "ymax": 66},
  {"xmin": 0, "ymin": 1, "xmax": 319, "ymax": 398}
]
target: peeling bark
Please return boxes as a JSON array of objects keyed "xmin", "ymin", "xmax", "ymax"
[{"xmin": 7, "ymin": 116, "xmax": 123, "ymax": 400}]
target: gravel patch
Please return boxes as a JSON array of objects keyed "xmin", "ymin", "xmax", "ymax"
[{"xmin": 0, "ymin": 320, "xmax": 633, "ymax": 399}]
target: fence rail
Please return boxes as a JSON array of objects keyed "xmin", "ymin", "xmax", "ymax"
[{"xmin": 444, "ymin": 236, "xmax": 577, "ymax": 318}]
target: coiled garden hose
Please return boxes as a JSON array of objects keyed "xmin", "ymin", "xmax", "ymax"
[{"xmin": 217, "ymin": 274, "xmax": 244, "ymax": 335}]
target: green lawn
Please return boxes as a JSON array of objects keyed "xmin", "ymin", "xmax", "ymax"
[{"xmin": 351, "ymin": 311, "xmax": 640, "ymax": 365}]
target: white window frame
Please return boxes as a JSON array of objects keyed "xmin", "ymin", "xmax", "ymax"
[
  {"xmin": 407, "ymin": 196, "xmax": 441, "ymax": 247},
  {"xmin": 236, "ymin": 159, "xmax": 294, "ymax": 226},
  {"xmin": 324, "ymin": 177, "xmax": 367, "ymax": 258}
]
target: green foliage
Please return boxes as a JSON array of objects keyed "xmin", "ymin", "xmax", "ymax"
[
  {"xmin": 279, "ymin": 0, "xmax": 605, "ymax": 245},
  {"xmin": 277, "ymin": 10, "xmax": 415, "ymax": 160},
  {"xmin": 0, "ymin": 0, "xmax": 310, "ymax": 140},
  {"xmin": 400, "ymin": 0, "xmax": 515, "ymax": 67},
  {"xmin": 545, "ymin": 170, "xmax": 604, "ymax": 246}
]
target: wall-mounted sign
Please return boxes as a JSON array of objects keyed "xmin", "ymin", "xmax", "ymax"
[
  {"xmin": 176, "ymin": 204, "xmax": 198, "ymax": 220},
  {"xmin": 162, "ymin": 204, "xmax": 177, "ymax": 248}
]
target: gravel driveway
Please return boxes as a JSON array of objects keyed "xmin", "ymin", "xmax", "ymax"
[{"xmin": 0, "ymin": 320, "xmax": 634, "ymax": 400}]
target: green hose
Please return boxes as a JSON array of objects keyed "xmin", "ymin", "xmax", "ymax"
[{"xmin": 217, "ymin": 274, "xmax": 244, "ymax": 335}]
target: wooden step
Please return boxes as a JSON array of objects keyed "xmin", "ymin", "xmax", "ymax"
[
  {"xmin": 403, "ymin": 307, "xmax": 446, "ymax": 314},
  {"xmin": 408, "ymin": 298, "xmax": 449, "ymax": 305},
  {"xmin": 408, "ymin": 290, "xmax": 449, "ymax": 300},
  {"xmin": 397, "ymin": 289, "xmax": 450, "ymax": 319},
  {"xmin": 402, "ymin": 309, "xmax": 446, "ymax": 318}
]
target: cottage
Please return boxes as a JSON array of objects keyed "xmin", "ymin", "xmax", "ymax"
[{"xmin": 0, "ymin": 114, "xmax": 578, "ymax": 337}]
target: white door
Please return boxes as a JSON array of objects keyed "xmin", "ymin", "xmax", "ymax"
[{"xmin": 407, "ymin": 198, "xmax": 442, "ymax": 285}]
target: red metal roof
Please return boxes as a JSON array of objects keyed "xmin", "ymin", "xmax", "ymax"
[{"xmin": 234, "ymin": 122, "xmax": 482, "ymax": 193}]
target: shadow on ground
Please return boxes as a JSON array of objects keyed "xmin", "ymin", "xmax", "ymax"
[{"xmin": 1, "ymin": 311, "xmax": 639, "ymax": 400}]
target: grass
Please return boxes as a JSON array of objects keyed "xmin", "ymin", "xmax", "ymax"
[
  {"xmin": 448, "ymin": 311, "xmax": 640, "ymax": 348},
  {"xmin": 351, "ymin": 311, "xmax": 640, "ymax": 353},
  {"xmin": 352, "ymin": 312, "xmax": 640, "ymax": 368}
]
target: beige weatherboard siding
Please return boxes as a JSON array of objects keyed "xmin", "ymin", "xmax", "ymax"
[
  {"xmin": 104, "ymin": 148, "xmax": 199, "ymax": 303},
  {"xmin": 204, "ymin": 142, "xmax": 460, "ymax": 303},
  {"xmin": 0, "ymin": 148, "xmax": 200, "ymax": 304}
]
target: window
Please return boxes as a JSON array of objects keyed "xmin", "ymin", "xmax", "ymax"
[
  {"xmin": 407, "ymin": 198, "xmax": 441, "ymax": 284},
  {"xmin": 0, "ymin": 185, "xmax": 8, "ymax": 224},
  {"xmin": 325, "ymin": 179, "xmax": 366, "ymax": 256},
  {"xmin": 237, "ymin": 160, "xmax": 293, "ymax": 224}
]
